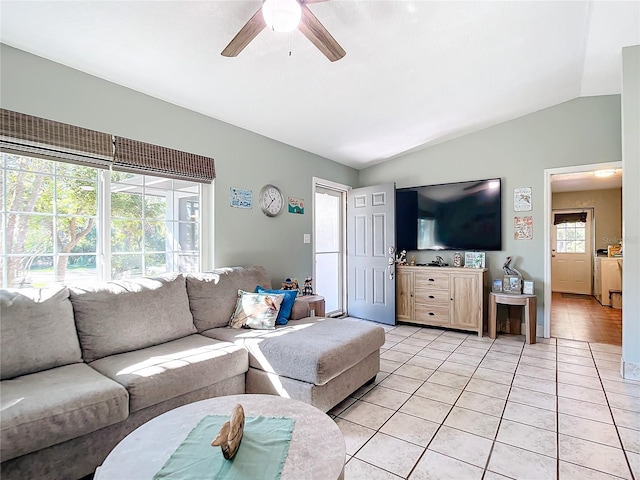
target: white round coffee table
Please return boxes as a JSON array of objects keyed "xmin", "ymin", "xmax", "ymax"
[{"xmin": 95, "ymin": 394, "xmax": 345, "ymax": 480}]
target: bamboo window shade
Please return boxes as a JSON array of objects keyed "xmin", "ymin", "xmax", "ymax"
[
  {"xmin": 0, "ymin": 109, "xmax": 216, "ymax": 183},
  {"xmin": 0, "ymin": 108, "xmax": 113, "ymax": 168},
  {"xmin": 113, "ymin": 137, "xmax": 215, "ymax": 183}
]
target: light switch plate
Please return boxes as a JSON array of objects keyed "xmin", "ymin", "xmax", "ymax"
[{"xmin": 303, "ymin": 234, "xmax": 311, "ymax": 244}]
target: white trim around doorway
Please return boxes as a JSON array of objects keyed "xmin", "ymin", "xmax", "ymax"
[
  {"xmin": 543, "ymin": 161, "xmax": 623, "ymax": 339},
  {"xmin": 312, "ymin": 177, "xmax": 351, "ymax": 316}
]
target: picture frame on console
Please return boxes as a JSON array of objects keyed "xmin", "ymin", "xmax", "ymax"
[
  {"xmin": 464, "ymin": 251, "xmax": 485, "ymax": 269},
  {"xmin": 492, "ymin": 279, "xmax": 503, "ymax": 293}
]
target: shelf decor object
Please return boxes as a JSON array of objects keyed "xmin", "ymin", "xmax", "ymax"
[
  {"xmin": 502, "ymin": 256, "xmax": 523, "ymax": 294},
  {"xmin": 464, "ymin": 251, "xmax": 485, "ymax": 268},
  {"xmin": 523, "ymin": 280, "xmax": 534, "ymax": 295}
]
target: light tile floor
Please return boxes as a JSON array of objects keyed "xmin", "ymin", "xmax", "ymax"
[{"xmin": 331, "ymin": 324, "xmax": 640, "ymax": 480}]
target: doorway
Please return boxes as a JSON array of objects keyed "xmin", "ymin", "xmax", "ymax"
[
  {"xmin": 544, "ymin": 161, "xmax": 623, "ymax": 343},
  {"xmin": 313, "ymin": 178, "xmax": 348, "ymax": 316}
]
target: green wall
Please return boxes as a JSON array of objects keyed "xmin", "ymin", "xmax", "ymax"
[
  {"xmin": 359, "ymin": 95, "xmax": 623, "ymax": 328},
  {"xmin": 0, "ymin": 44, "xmax": 359, "ymax": 285}
]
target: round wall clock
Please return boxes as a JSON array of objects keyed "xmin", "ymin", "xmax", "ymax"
[{"xmin": 259, "ymin": 184, "xmax": 284, "ymax": 217}]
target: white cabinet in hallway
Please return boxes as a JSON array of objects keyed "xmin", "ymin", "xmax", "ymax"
[{"xmin": 594, "ymin": 256, "xmax": 623, "ymax": 306}]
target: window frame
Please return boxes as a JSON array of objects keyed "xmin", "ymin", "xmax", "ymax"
[{"xmin": 1, "ymin": 153, "xmax": 205, "ymax": 288}]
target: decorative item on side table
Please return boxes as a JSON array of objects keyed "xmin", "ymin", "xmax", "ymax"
[
  {"xmin": 492, "ymin": 279, "xmax": 503, "ymax": 293},
  {"xmin": 281, "ymin": 278, "xmax": 300, "ymax": 294},
  {"xmin": 523, "ymin": 280, "xmax": 534, "ymax": 295},
  {"xmin": 302, "ymin": 277, "xmax": 313, "ymax": 296},
  {"xmin": 453, "ymin": 252, "xmax": 462, "ymax": 267},
  {"xmin": 502, "ymin": 256, "xmax": 523, "ymax": 294},
  {"xmin": 464, "ymin": 251, "xmax": 485, "ymax": 268}
]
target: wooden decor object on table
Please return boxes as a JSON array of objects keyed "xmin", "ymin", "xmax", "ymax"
[{"xmin": 211, "ymin": 404, "xmax": 244, "ymax": 459}]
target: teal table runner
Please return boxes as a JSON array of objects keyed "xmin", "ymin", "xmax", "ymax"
[{"xmin": 153, "ymin": 415, "xmax": 295, "ymax": 480}]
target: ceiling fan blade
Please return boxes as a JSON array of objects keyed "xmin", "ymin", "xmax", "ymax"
[
  {"xmin": 298, "ymin": 4, "xmax": 345, "ymax": 62},
  {"xmin": 221, "ymin": 7, "xmax": 266, "ymax": 57}
]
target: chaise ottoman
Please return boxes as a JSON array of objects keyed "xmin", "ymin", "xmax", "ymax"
[{"xmin": 202, "ymin": 317, "xmax": 386, "ymax": 412}]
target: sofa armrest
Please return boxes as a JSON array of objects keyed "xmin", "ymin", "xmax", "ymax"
[{"xmin": 290, "ymin": 298, "xmax": 311, "ymax": 320}]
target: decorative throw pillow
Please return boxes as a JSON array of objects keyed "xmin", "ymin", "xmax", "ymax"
[
  {"xmin": 229, "ymin": 290, "xmax": 284, "ymax": 330},
  {"xmin": 255, "ymin": 286, "xmax": 297, "ymax": 325}
]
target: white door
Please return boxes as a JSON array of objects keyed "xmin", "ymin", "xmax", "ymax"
[
  {"xmin": 551, "ymin": 209, "xmax": 592, "ymax": 294},
  {"xmin": 347, "ymin": 183, "xmax": 396, "ymax": 324},
  {"xmin": 314, "ymin": 185, "xmax": 345, "ymax": 315}
]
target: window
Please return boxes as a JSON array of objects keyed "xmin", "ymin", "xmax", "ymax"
[
  {"xmin": 110, "ymin": 172, "xmax": 200, "ymax": 279},
  {"xmin": 1, "ymin": 153, "xmax": 201, "ymax": 288},
  {"xmin": 555, "ymin": 221, "xmax": 586, "ymax": 253}
]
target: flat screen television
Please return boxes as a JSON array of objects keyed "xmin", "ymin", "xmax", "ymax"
[{"xmin": 396, "ymin": 178, "xmax": 502, "ymax": 251}]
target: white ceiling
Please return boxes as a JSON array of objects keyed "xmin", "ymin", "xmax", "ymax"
[
  {"xmin": 1, "ymin": 1, "xmax": 638, "ymax": 169},
  {"xmin": 551, "ymin": 169, "xmax": 623, "ymax": 192}
]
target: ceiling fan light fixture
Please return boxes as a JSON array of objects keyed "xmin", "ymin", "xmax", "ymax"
[
  {"xmin": 593, "ymin": 169, "xmax": 616, "ymax": 178},
  {"xmin": 262, "ymin": 0, "xmax": 301, "ymax": 33}
]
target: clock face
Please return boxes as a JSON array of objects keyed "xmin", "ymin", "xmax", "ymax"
[{"xmin": 260, "ymin": 184, "xmax": 284, "ymax": 217}]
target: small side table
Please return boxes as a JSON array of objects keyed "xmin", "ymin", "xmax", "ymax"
[
  {"xmin": 299, "ymin": 295, "xmax": 325, "ymax": 317},
  {"xmin": 489, "ymin": 292, "xmax": 537, "ymax": 344}
]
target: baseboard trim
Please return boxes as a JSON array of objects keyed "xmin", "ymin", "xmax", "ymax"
[{"xmin": 621, "ymin": 359, "xmax": 640, "ymax": 381}]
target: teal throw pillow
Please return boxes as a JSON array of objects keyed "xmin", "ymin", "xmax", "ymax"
[{"xmin": 256, "ymin": 286, "xmax": 297, "ymax": 325}]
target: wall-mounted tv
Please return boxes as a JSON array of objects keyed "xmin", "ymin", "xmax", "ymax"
[{"xmin": 396, "ymin": 178, "xmax": 502, "ymax": 251}]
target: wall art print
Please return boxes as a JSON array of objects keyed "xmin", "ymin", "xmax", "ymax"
[
  {"xmin": 514, "ymin": 216, "xmax": 533, "ymax": 240},
  {"xmin": 288, "ymin": 197, "xmax": 304, "ymax": 214},
  {"xmin": 230, "ymin": 187, "xmax": 252, "ymax": 209},
  {"xmin": 514, "ymin": 187, "xmax": 532, "ymax": 211}
]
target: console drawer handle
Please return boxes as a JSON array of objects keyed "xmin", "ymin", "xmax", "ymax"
[
  {"xmin": 428, "ymin": 278, "xmax": 435, "ymax": 282},
  {"xmin": 429, "ymin": 295, "xmax": 435, "ymax": 299},
  {"xmin": 428, "ymin": 312, "xmax": 435, "ymax": 316}
]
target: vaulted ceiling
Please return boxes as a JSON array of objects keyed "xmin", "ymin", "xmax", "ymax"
[{"xmin": 1, "ymin": 1, "xmax": 638, "ymax": 169}]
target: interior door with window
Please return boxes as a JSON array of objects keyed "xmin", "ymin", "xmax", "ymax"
[
  {"xmin": 347, "ymin": 183, "xmax": 396, "ymax": 324},
  {"xmin": 551, "ymin": 209, "xmax": 592, "ymax": 294}
]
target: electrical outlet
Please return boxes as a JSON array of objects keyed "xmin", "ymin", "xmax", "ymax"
[{"xmin": 303, "ymin": 234, "xmax": 311, "ymax": 244}]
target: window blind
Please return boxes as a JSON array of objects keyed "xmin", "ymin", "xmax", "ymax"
[
  {"xmin": 553, "ymin": 212, "xmax": 587, "ymax": 225},
  {"xmin": 0, "ymin": 109, "xmax": 113, "ymax": 168},
  {"xmin": 113, "ymin": 136, "xmax": 215, "ymax": 183}
]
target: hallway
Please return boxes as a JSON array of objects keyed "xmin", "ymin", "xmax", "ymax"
[{"xmin": 550, "ymin": 292, "xmax": 622, "ymax": 345}]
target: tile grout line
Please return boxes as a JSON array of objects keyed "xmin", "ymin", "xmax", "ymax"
[{"xmin": 590, "ymin": 341, "xmax": 636, "ymax": 479}]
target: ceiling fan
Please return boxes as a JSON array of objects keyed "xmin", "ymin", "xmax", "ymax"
[{"xmin": 221, "ymin": 0, "xmax": 346, "ymax": 62}]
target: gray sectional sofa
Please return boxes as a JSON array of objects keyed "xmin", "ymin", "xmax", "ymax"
[{"xmin": 0, "ymin": 266, "xmax": 385, "ymax": 480}]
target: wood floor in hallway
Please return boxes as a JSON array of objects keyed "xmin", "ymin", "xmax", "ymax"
[{"xmin": 550, "ymin": 291, "xmax": 622, "ymax": 345}]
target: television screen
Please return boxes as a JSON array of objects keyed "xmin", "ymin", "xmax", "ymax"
[{"xmin": 396, "ymin": 178, "xmax": 502, "ymax": 251}]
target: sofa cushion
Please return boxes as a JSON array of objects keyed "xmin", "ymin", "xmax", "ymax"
[
  {"xmin": 89, "ymin": 334, "xmax": 248, "ymax": 413},
  {"xmin": 0, "ymin": 286, "xmax": 82, "ymax": 380},
  {"xmin": 186, "ymin": 266, "xmax": 272, "ymax": 331},
  {"xmin": 0, "ymin": 363, "xmax": 129, "ymax": 462},
  {"xmin": 256, "ymin": 287, "xmax": 297, "ymax": 325},
  {"xmin": 70, "ymin": 274, "xmax": 197, "ymax": 362},
  {"xmin": 229, "ymin": 290, "xmax": 284, "ymax": 330},
  {"xmin": 202, "ymin": 318, "xmax": 385, "ymax": 385}
]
